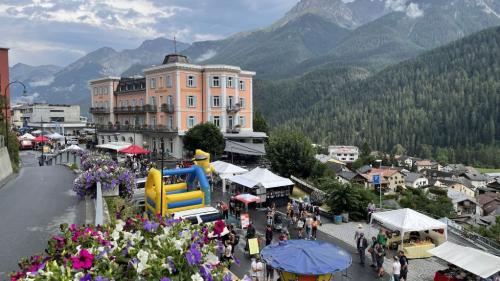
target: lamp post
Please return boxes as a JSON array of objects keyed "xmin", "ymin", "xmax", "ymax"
[
  {"xmin": 160, "ymin": 139, "xmax": 165, "ymax": 217},
  {"xmin": 4, "ymin": 81, "xmax": 27, "ymax": 149},
  {"xmin": 40, "ymin": 116, "xmax": 45, "ymax": 166}
]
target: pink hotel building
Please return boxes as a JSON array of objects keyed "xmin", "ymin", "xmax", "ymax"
[{"xmin": 89, "ymin": 54, "xmax": 266, "ymax": 159}]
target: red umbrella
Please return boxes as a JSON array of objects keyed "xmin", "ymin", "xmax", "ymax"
[
  {"xmin": 118, "ymin": 144, "xmax": 150, "ymax": 155},
  {"xmin": 33, "ymin": 136, "xmax": 49, "ymax": 143}
]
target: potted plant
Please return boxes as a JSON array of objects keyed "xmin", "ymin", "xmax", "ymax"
[{"xmin": 327, "ymin": 183, "xmax": 360, "ymax": 224}]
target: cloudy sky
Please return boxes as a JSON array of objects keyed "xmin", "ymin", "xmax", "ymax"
[{"xmin": 0, "ymin": 0, "xmax": 298, "ymax": 67}]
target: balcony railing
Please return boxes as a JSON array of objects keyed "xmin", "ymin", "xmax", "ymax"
[
  {"xmin": 143, "ymin": 104, "xmax": 157, "ymax": 113},
  {"xmin": 226, "ymin": 103, "xmax": 241, "ymax": 113},
  {"xmin": 160, "ymin": 103, "xmax": 175, "ymax": 113},
  {"xmin": 113, "ymin": 106, "xmax": 147, "ymax": 113},
  {"xmin": 226, "ymin": 126, "xmax": 241, "ymax": 134},
  {"xmin": 90, "ymin": 107, "xmax": 110, "ymax": 114},
  {"xmin": 96, "ymin": 124, "xmax": 177, "ymax": 133}
]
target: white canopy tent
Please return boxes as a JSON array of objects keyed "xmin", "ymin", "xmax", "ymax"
[
  {"xmin": 48, "ymin": 132, "xmax": 64, "ymax": 140},
  {"xmin": 63, "ymin": 144, "xmax": 84, "ymax": 152},
  {"xmin": 96, "ymin": 142, "xmax": 132, "ymax": 151},
  {"xmin": 31, "ymin": 130, "xmax": 42, "ymax": 135},
  {"xmin": 19, "ymin": 133, "xmax": 35, "ymax": 140},
  {"xmin": 211, "ymin": 161, "xmax": 248, "ymax": 193},
  {"xmin": 229, "ymin": 167, "xmax": 294, "ymax": 189},
  {"xmin": 370, "ymin": 208, "xmax": 448, "ymax": 250},
  {"xmin": 427, "ymin": 242, "xmax": 500, "ymax": 278}
]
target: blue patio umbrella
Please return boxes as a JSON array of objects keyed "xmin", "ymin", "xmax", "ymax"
[{"xmin": 260, "ymin": 240, "xmax": 352, "ymax": 275}]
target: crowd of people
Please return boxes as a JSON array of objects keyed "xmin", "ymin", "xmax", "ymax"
[
  {"xmin": 355, "ymin": 225, "xmax": 408, "ymax": 280},
  {"xmin": 286, "ymin": 200, "xmax": 321, "ymax": 240}
]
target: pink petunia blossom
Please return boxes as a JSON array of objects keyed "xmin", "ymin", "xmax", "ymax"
[{"xmin": 71, "ymin": 249, "xmax": 94, "ymax": 270}]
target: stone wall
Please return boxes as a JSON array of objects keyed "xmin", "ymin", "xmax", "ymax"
[{"xmin": 0, "ymin": 146, "xmax": 13, "ymax": 182}]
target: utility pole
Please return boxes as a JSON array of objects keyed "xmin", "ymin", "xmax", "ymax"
[
  {"xmin": 40, "ymin": 116, "xmax": 44, "ymax": 166},
  {"xmin": 160, "ymin": 139, "xmax": 165, "ymax": 217},
  {"xmin": 3, "ymin": 81, "xmax": 27, "ymax": 149}
]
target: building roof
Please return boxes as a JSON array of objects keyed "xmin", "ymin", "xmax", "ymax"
[
  {"xmin": 477, "ymin": 193, "xmax": 500, "ymax": 206},
  {"xmin": 115, "ymin": 77, "xmax": 146, "ymax": 94},
  {"xmin": 224, "ymin": 131, "xmax": 268, "ymax": 139},
  {"xmin": 441, "ymin": 177, "xmax": 473, "ymax": 189},
  {"xmin": 224, "ymin": 140, "xmax": 265, "ymax": 156},
  {"xmin": 162, "ymin": 54, "xmax": 189, "ymax": 64},
  {"xmin": 357, "ymin": 165, "xmax": 372, "ymax": 174},
  {"xmin": 462, "ymin": 171, "xmax": 489, "ymax": 182},
  {"xmin": 444, "ymin": 164, "xmax": 468, "ymax": 174},
  {"xmin": 337, "ymin": 171, "xmax": 357, "ymax": 181},
  {"xmin": 328, "ymin": 145, "xmax": 359, "ymax": 153},
  {"xmin": 404, "ymin": 172, "xmax": 426, "ymax": 183},
  {"xmin": 447, "ymin": 188, "xmax": 477, "ymax": 204},
  {"xmin": 370, "ymin": 168, "xmax": 401, "ymax": 178},
  {"xmin": 421, "ymin": 169, "xmax": 454, "ymax": 179},
  {"xmin": 415, "ymin": 160, "xmax": 432, "ymax": 166}
]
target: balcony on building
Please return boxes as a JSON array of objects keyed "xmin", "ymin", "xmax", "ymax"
[
  {"xmin": 89, "ymin": 107, "xmax": 110, "ymax": 114},
  {"xmin": 226, "ymin": 103, "xmax": 241, "ymax": 113},
  {"xmin": 160, "ymin": 103, "xmax": 175, "ymax": 113},
  {"xmin": 143, "ymin": 104, "xmax": 157, "ymax": 113}
]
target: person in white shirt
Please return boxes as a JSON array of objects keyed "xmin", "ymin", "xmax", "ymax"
[
  {"xmin": 392, "ymin": 256, "xmax": 401, "ymax": 281},
  {"xmin": 223, "ymin": 240, "xmax": 232, "ymax": 269},
  {"xmin": 251, "ymin": 257, "xmax": 264, "ymax": 281}
]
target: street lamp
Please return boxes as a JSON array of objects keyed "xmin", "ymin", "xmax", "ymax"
[{"xmin": 4, "ymin": 80, "xmax": 27, "ymax": 149}]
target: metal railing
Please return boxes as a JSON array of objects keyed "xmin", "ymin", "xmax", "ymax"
[
  {"xmin": 226, "ymin": 104, "xmax": 241, "ymax": 113},
  {"xmin": 160, "ymin": 103, "xmax": 175, "ymax": 113},
  {"xmin": 89, "ymin": 107, "xmax": 110, "ymax": 114},
  {"xmin": 143, "ymin": 104, "xmax": 157, "ymax": 112}
]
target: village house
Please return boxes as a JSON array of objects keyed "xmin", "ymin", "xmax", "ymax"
[
  {"xmin": 477, "ymin": 193, "xmax": 500, "ymax": 216},
  {"xmin": 447, "ymin": 188, "xmax": 481, "ymax": 216},
  {"xmin": 414, "ymin": 160, "xmax": 435, "ymax": 172},
  {"xmin": 440, "ymin": 179, "xmax": 476, "ymax": 198},
  {"xmin": 460, "ymin": 171, "xmax": 488, "ymax": 190},
  {"xmin": 336, "ymin": 170, "xmax": 368, "ymax": 187},
  {"xmin": 363, "ymin": 168, "xmax": 405, "ymax": 193},
  {"xmin": 404, "ymin": 172, "xmax": 429, "ymax": 188}
]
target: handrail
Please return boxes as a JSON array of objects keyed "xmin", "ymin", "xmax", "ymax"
[{"xmin": 95, "ymin": 182, "xmax": 104, "ymax": 225}]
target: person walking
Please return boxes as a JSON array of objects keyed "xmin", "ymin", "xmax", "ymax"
[
  {"xmin": 367, "ymin": 202, "xmax": 376, "ymax": 223},
  {"xmin": 356, "ymin": 233, "xmax": 368, "ymax": 266},
  {"xmin": 311, "ymin": 216, "xmax": 319, "ymax": 240},
  {"xmin": 369, "ymin": 236, "xmax": 379, "ymax": 268},
  {"xmin": 314, "ymin": 205, "xmax": 321, "ymax": 225},
  {"xmin": 398, "ymin": 250, "xmax": 409, "ymax": 281},
  {"xmin": 305, "ymin": 215, "xmax": 313, "ymax": 240},
  {"xmin": 375, "ymin": 243, "xmax": 385, "ymax": 278},
  {"xmin": 251, "ymin": 257, "xmax": 264, "ymax": 281},
  {"xmin": 296, "ymin": 217, "xmax": 305, "ymax": 239},
  {"xmin": 392, "ymin": 256, "xmax": 401, "ymax": 281},
  {"xmin": 354, "ymin": 224, "xmax": 364, "ymax": 241},
  {"xmin": 377, "ymin": 229, "xmax": 387, "ymax": 249},
  {"xmin": 221, "ymin": 202, "xmax": 229, "ymax": 220},
  {"xmin": 266, "ymin": 263, "xmax": 274, "ymax": 281},
  {"xmin": 265, "ymin": 225, "xmax": 273, "ymax": 246},
  {"xmin": 223, "ymin": 240, "xmax": 233, "ymax": 269}
]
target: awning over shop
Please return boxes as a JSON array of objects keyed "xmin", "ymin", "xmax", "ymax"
[
  {"xmin": 224, "ymin": 140, "xmax": 265, "ymax": 156},
  {"xmin": 371, "ymin": 208, "xmax": 447, "ymax": 234},
  {"xmin": 427, "ymin": 242, "xmax": 500, "ymax": 278},
  {"xmin": 229, "ymin": 167, "xmax": 294, "ymax": 189}
]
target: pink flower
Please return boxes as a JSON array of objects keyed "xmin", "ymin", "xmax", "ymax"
[
  {"xmin": 214, "ymin": 220, "xmax": 225, "ymax": 235},
  {"xmin": 71, "ymin": 249, "xmax": 94, "ymax": 270}
]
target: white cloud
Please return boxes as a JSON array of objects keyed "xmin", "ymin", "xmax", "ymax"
[
  {"xmin": 0, "ymin": 0, "xmax": 185, "ymax": 38},
  {"xmin": 196, "ymin": 50, "xmax": 217, "ymax": 62},
  {"xmin": 193, "ymin": 33, "xmax": 225, "ymax": 42},
  {"xmin": 385, "ymin": 0, "xmax": 424, "ymax": 18}
]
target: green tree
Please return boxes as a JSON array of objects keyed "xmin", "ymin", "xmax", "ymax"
[
  {"xmin": 0, "ymin": 97, "xmax": 19, "ymax": 171},
  {"xmin": 183, "ymin": 122, "xmax": 224, "ymax": 158},
  {"xmin": 253, "ymin": 109, "xmax": 269, "ymax": 135},
  {"xmin": 392, "ymin": 144, "xmax": 406, "ymax": 156},
  {"xmin": 266, "ymin": 129, "xmax": 315, "ymax": 178}
]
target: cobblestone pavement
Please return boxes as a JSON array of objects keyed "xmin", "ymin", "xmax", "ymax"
[{"xmin": 319, "ymin": 221, "xmax": 447, "ymax": 281}]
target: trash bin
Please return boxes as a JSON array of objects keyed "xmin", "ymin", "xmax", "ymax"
[{"xmin": 334, "ymin": 215, "xmax": 343, "ymax": 224}]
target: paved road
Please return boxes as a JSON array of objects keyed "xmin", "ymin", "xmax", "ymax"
[
  {"xmin": 0, "ymin": 151, "xmax": 85, "ymax": 279},
  {"xmin": 212, "ymin": 191, "xmax": 385, "ymax": 280}
]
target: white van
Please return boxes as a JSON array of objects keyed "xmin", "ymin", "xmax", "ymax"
[{"xmin": 173, "ymin": 207, "xmax": 222, "ymax": 225}]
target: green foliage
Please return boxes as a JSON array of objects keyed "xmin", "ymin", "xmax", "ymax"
[
  {"xmin": 0, "ymin": 97, "xmax": 19, "ymax": 172},
  {"xmin": 257, "ymin": 26, "xmax": 500, "ymax": 167},
  {"xmin": 266, "ymin": 129, "xmax": 315, "ymax": 178},
  {"xmin": 470, "ymin": 217, "xmax": 500, "ymax": 242},
  {"xmin": 253, "ymin": 109, "xmax": 269, "ymax": 135},
  {"xmin": 183, "ymin": 122, "xmax": 224, "ymax": 158},
  {"xmin": 317, "ymin": 177, "xmax": 375, "ymax": 220},
  {"xmin": 105, "ymin": 197, "xmax": 139, "ymax": 224},
  {"xmin": 69, "ymin": 163, "xmax": 78, "ymax": 170},
  {"xmin": 310, "ymin": 190, "xmax": 326, "ymax": 206},
  {"xmin": 399, "ymin": 189, "xmax": 453, "ymax": 218}
]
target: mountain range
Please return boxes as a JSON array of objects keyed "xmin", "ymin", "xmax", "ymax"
[{"xmin": 10, "ymin": 0, "xmax": 500, "ymax": 164}]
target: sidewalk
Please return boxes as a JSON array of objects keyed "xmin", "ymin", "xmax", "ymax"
[{"xmin": 319, "ymin": 221, "xmax": 447, "ymax": 281}]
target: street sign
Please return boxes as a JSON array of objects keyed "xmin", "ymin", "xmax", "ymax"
[{"xmin": 373, "ymin": 174, "xmax": 380, "ymax": 185}]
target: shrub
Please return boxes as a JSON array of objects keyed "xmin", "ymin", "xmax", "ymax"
[{"xmin": 310, "ymin": 190, "xmax": 326, "ymax": 206}]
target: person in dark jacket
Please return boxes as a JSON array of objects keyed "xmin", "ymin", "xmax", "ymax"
[
  {"xmin": 265, "ymin": 224, "xmax": 273, "ymax": 245},
  {"xmin": 356, "ymin": 233, "xmax": 369, "ymax": 266}
]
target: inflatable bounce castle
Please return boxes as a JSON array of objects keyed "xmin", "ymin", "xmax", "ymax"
[{"xmin": 145, "ymin": 149, "xmax": 214, "ymax": 217}]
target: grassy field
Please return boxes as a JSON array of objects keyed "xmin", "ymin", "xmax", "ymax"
[{"xmin": 475, "ymin": 167, "xmax": 500, "ymax": 173}]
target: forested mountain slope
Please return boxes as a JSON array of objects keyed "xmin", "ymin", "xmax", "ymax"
[{"xmin": 262, "ymin": 26, "xmax": 500, "ymax": 166}]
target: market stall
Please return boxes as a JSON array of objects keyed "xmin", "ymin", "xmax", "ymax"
[
  {"xmin": 428, "ymin": 242, "xmax": 500, "ymax": 281},
  {"xmin": 211, "ymin": 160, "xmax": 248, "ymax": 193},
  {"xmin": 261, "ymin": 240, "xmax": 352, "ymax": 281},
  {"xmin": 370, "ymin": 208, "xmax": 447, "ymax": 259},
  {"xmin": 229, "ymin": 167, "xmax": 294, "ymax": 206}
]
